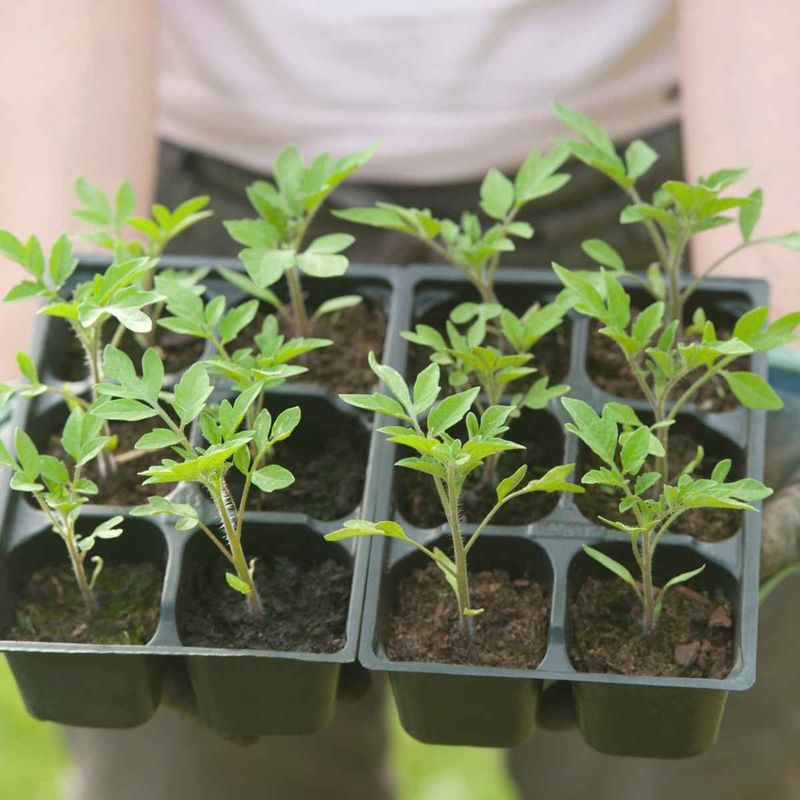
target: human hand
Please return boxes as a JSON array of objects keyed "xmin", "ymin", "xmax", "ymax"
[{"xmin": 757, "ymin": 348, "xmax": 800, "ymax": 598}]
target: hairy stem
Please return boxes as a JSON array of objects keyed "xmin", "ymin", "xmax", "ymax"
[
  {"xmin": 667, "ymin": 235, "xmax": 687, "ymax": 329},
  {"xmin": 641, "ymin": 529, "xmax": 656, "ymax": 633},
  {"xmin": 286, "ymin": 266, "xmax": 311, "ymax": 339},
  {"xmin": 79, "ymin": 325, "xmax": 116, "ymax": 479},
  {"xmin": 446, "ymin": 464, "xmax": 473, "ymax": 633},
  {"xmin": 64, "ymin": 522, "xmax": 97, "ymax": 617},
  {"xmin": 211, "ymin": 479, "xmax": 263, "ymax": 619},
  {"xmin": 629, "ymin": 187, "xmax": 670, "ymax": 271}
]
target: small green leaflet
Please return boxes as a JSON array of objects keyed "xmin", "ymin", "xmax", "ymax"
[
  {"xmin": 226, "ymin": 572, "xmax": 252, "ymax": 595},
  {"xmin": 583, "ymin": 545, "xmax": 640, "ymax": 593}
]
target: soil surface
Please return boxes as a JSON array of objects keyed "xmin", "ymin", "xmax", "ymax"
[
  {"xmin": 586, "ymin": 316, "xmax": 747, "ymax": 413},
  {"xmin": 386, "ymin": 563, "xmax": 550, "ymax": 668},
  {"xmin": 235, "ymin": 422, "xmax": 366, "ymax": 521},
  {"xmin": 6, "ymin": 561, "xmax": 163, "ymax": 645},
  {"xmin": 232, "ymin": 300, "xmax": 387, "ymax": 394},
  {"xmin": 569, "ymin": 576, "xmax": 733, "ymax": 679},
  {"xmin": 45, "ymin": 419, "xmax": 173, "ymax": 506},
  {"xmin": 576, "ymin": 429, "xmax": 742, "ymax": 542},
  {"xmin": 178, "ymin": 553, "xmax": 352, "ymax": 651},
  {"xmin": 397, "ymin": 413, "xmax": 562, "ymax": 528},
  {"xmin": 407, "ymin": 301, "xmax": 571, "ymax": 388},
  {"xmin": 53, "ymin": 322, "xmax": 203, "ymax": 382}
]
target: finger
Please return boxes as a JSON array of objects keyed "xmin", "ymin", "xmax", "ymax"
[{"xmin": 761, "ymin": 482, "xmax": 800, "ymax": 580}]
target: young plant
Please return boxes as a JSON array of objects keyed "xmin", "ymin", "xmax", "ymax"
[
  {"xmin": 73, "ymin": 177, "xmax": 212, "ymax": 260},
  {"xmin": 334, "ymin": 144, "xmax": 571, "ymax": 304},
  {"xmin": 0, "ymin": 235, "xmax": 165, "ymax": 474},
  {"xmin": 555, "ymin": 265, "xmax": 800, "ymax": 489},
  {"xmin": 562, "ymin": 397, "xmax": 771, "ymax": 632},
  {"xmin": 93, "ymin": 346, "xmax": 300, "ymax": 618},
  {"xmin": 553, "ymin": 102, "xmax": 800, "ymax": 327},
  {"xmin": 222, "ymin": 145, "xmax": 376, "ymax": 338},
  {"xmin": 403, "ymin": 300, "xmax": 570, "ymax": 488},
  {"xmin": 326, "ymin": 354, "xmax": 582, "ymax": 627},
  {"xmin": 403, "ymin": 300, "xmax": 570, "ymax": 411},
  {"xmin": 157, "ymin": 281, "xmax": 331, "ymax": 429},
  {"xmin": 72, "ymin": 178, "xmax": 213, "ymax": 347},
  {"xmin": 0, "ymin": 408, "xmax": 122, "ymax": 616}
]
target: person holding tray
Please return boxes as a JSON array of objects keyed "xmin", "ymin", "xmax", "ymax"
[{"xmin": 0, "ymin": 2, "xmax": 798, "ymax": 798}]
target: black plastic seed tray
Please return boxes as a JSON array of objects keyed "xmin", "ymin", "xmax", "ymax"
[
  {"xmin": 0, "ymin": 257, "xmax": 409, "ymax": 735},
  {"xmin": 359, "ymin": 264, "xmax": 768, "ymax": 757}
]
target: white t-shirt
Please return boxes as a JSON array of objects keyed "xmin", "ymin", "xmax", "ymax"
[{"xmin": 159, "ymin": 0, "xmax": 677, "ymax": 184}]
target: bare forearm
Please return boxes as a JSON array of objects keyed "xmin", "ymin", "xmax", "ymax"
[
  {"xmin": 678, "ymin": 1, "xmax": 800, "ymax": 320},
  {"xmin": 0, "ymin": 0, "xmax": 158, "ymax": 376}
]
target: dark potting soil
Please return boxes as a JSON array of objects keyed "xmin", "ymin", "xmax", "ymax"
[
  {"xmin": 385, "ymin": 563, "xmax": 550, "ymax": 668},
  {"xmin": 576, "ymin": 430, "xmax": 742, "ymax": 542},
  {"xmin": 237, "ymin": 424, "xmax": 366, "ymax": 521},
  {"xmin": 406, "ymin": 302, "xmax": 571, "ymax": 387},
  {"xmin": 53, "ymin": 322, "xmax": 203, "ymax": 382},
  {"xmin": 6, "ymin": 561, "xmax": 162, "ymax": 645},
  {"xmin": 178, "ymin": 553, "xmax": 351, "ymax": 652},
  {"xmin": 44, "ymin": 419, "xmax": 174, "ymax": 506},
  {"xmin": 586, "ymin": 317, "xmax": 747, "ymax": 412},
  {"xmin": 397, "ymin": 413, "xmax": 562, "ymax": 528},
  {"xmin": 569, "ymin": 576, "xmax": 733, "ymax": 679},
  {"xmin": 232, "ymin": 300, "xmax": 387, "ymax": 394}
]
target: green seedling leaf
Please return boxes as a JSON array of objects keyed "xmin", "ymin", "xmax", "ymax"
[
  {"xmin": 226, "ymin": 572, "xmax": 252, "ymax": 595},
  {"xmin": 94, "ymin": 398, "xmax": 157, "ymax": 422},
  {"xmin": 496, "ymin": 465, "xmax": 528, "ymax": 502},
  {"xmin": 620, "ymin": 426, "xmax": 651, "ymax": 475},
  {"xmin": 562, "ymin": 397, "xmax": 617, "ymax": 465},
  {"xmin": 141, "ymin": 348, "xmax": 165, "ymax": 405},
  {"xmin": 432, "ymin": 548, "xmax": 458, "ymax": 595},
  {"xmin": 583, "ymin": 545, "xmax": 639, "ymax": 590},
  {"xmin": 519, "ymin": 463, "xmax": 584, "ymax": 495},
  {"xmin": 325, "ymin": 519, "xmax": 410, "ymax": 542},
  {"xmin": 252, "ymin": 464, "xmax": 295, "ymax": 493},
  {"xmin": 173, "ymin": 362, "xmax": 213, "ymax": 426},
  {"xmin": 721, "ymin": 370, "xmax": 783, "ymax": 410},
  {"xmin": 240, "ymin": 248, "xmax": 295, "ymax": 287},
  {"xmin": 635, "ymin": 472, "xmax": 660, "ymax": 494},
  {"xmin": 711, "ymin": 459, "xmax": 732, "ymax": 483},
  {"xmin": 655, "ymin": 565, "xmax": 705, "ymax": 619},
  {"xmin": 522, "ymin": 378, "xmax": 569, "ymax": 410},
  {"xmin": 412, "ymin": 363, "xmax": 441, "ymax": 414},
  {"xmin": 427, "ymin": 387, "xmax": 480, "ymax": 437},
  {"xmin": 479, "ymin": 168, "xmax": 514, "ymax": 220},
  {"xmin": 270, "ymin": 406, "xmax": 301, "ymax": 442},
  {"xmin": 340, "ymin": 392, "xmax": 410, "ymax": 420},
  {"xmin": 624, "ymin": 139, "xmax": 658, "ymax": 181},
  {"xmin": 91, "ymin": 516, "xmax": 124, "ymax": 539},
  {"xmin": 771, "ymin": 232, "xmax": 800, "ymax": 250},
  {"xmin": 739, "ymin": 189, "xmax": 762, "ymax": 241},
  {"xmin": 395, "ymin": 456, "xmax": 447, "ymax": 479},
  {"xmin": 368, "ymin": 352, "xmax": 411, "ymax": 408},
  {"xmin": 135, "ymin": 428, "xmax": 183, "ymax": 450},
  {"xmin": 582, "ymin": 239, "xmax": 624, "ymax": 271},
  {"xmin": 307, "ymin": 233, "xmax": 354, "ymax": 254},
  {"xmin": 312, "ymin": 295, "xmax": 362, "ymax": 320},
  {"xmin": 217, "ymin": 267, "xmax": 282, "ymax": 309},
  {"xmin": 219, "ymin": 300, "xmax": 259, "ymax": 344},
  {"xmin": 297, "ymin": 252, "xmax": 349, "ymax": 278}
]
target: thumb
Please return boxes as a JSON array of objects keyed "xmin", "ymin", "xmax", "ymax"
[{"xmin": 760, "ymin": 481, "xmax": 800, "ymax": 580}]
